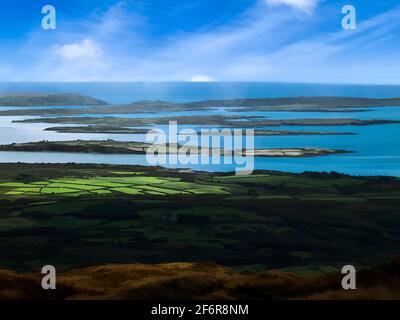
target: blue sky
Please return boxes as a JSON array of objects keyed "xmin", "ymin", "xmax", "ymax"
[{"xmin": 0, "ymin": 0, "xmax": 400, "ymax": 83}]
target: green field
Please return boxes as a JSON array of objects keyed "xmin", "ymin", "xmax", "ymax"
[
  {"xmin": 0, "ymin": 173, "xmax": 230, "ymax": 196},
  {"xmin": 0, "ymin": 163, "xmax": 399, "ymax": 274}
]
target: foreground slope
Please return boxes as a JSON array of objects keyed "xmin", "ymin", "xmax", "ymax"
[{"xmin": 1, "ymin": 258, "xmax": 400, "ymax": 300}]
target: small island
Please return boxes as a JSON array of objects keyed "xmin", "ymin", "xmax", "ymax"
[
  {"xmin": 45, "ymin": 126, "xmax": 150, "ymax": 134},
  {"xmin": 242, "ymin": 148, "xmax": 350, "ymax": 157}
]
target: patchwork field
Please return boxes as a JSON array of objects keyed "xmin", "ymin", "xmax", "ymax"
[{"xmin": 0, "ymin": 174, "xmax": 230, "ymax": 197}]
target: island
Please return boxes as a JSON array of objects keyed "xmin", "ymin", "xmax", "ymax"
[
  {"xmin": 242, "ymin": 148, "xmax": 349, "ymax": 157},
  {"xmin": 44, "ymin": 125, "xmax": 355, "ymax": 136},
  {"xmin": 185, "ymin": 96, "xmax": 400, "ymax": 111},
  {"xmin": 13, "ymin": 115, "xmax": 400, "ymax": 128},
  {"xmin": 0, "ymin": 140, "xmax": 351, "ymax": 157},
  {"xmin": 45, "ymin": 126, "xmax": 150, "ymax": 134}
]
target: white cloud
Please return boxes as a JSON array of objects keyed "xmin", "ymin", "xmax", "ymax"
[
  {"xmin": 265, "ymin": 0, "xmax": 319, "ymax": 13},
  {"xmin": 53, "ymin": 39, "xmax": 103, "ymax": 60},
  {"xmin": 188, "ymin": 75, "xmax": 215, "ymax": 82}
]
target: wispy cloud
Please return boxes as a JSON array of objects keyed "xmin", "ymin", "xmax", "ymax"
[
  {"xmin": 265, "ymin": 0, "xmax": 320, "ymax": 14},
  {"xmin": 2, "ymin": 1, "xmax": 400, "ymax": 84}
]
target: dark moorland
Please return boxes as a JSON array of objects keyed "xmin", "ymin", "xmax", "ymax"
[{"xmin": 2, "ymin": 257, "xmax": 400, "ymax": 300}]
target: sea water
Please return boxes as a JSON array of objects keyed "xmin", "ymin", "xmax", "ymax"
[{"xmin": 0, "ymin": 82, "xmax": 399, "ymax": 176}]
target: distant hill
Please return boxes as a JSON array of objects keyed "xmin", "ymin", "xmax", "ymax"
[
  {"xmin": 2, "ymin": 96, "xmax": 400, "ymax": 114},
  {"xmin": 0, "ymin": 93, "xmax": 108, "ymax": 106}
]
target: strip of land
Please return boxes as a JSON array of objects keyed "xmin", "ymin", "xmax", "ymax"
[
  {"xmin": 44, "ymin": 125, "xmax": 355, "ymax": 136},
  {"xmin": 13, "ymin": 115, "xmax": 400, "ymax": 127},
  {"xmin": 185, "ymin": 96, "xmax": 400, "ymax": 110},
  {"xmin": 0, "ymin": 140, "xmax": 351, "ymax": 157},
  {"xmin": 45, "ymin": 126, "xmax": 150, "ymax": 134}
]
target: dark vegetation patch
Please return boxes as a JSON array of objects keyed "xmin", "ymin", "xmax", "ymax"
[{"xmin": 0, "ymin": 163, "xmax": 399, "ymax": 272}]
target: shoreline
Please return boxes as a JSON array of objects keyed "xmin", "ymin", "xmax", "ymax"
[{"xmin": 0, "ymin": 161, "xmax": 397, "ymax": 178}]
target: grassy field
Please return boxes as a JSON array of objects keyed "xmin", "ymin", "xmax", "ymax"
[{"xmin": 0, "ymin": 163, "xmax": 399, "ymax": 276}]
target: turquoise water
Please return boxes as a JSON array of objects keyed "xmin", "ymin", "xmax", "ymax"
[
  {"xmin": 2, "ymin": 82, "xmax": 400, "ymax": 103},
  {"xmin": 69, "ymin": 106, "xmax": 400, "ymax": 120},
  {"xmin": 0, "ymin": 82, "xmax": 399, "ymax": 176}
]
